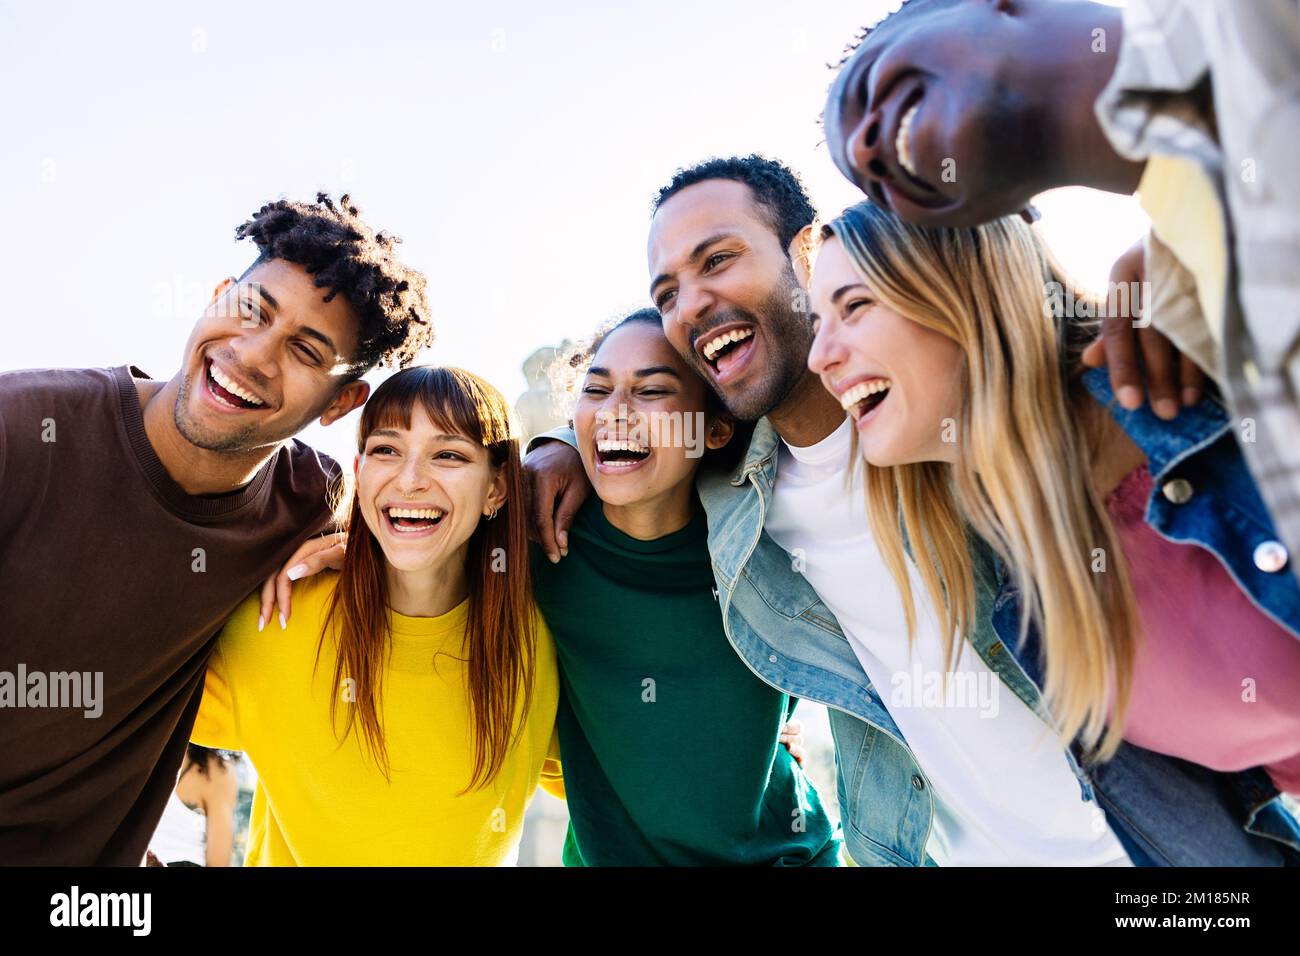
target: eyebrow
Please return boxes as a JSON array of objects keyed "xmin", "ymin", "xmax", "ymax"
[
  {"xmin": 649, "ymin": 231, "xmax": 739, "ymax": 298},
  {"xmin": 246, "ymin": 282, "xmax": 342, "ymax": 360},
  {"xmin": 586, "ymin": 365, "xmax": 683, "ymax": 380},
  {"xmin": 251, "ymin": 284, "xmax": 280, "ymax": 311},
  {"xmin": 831, "ymin": 282, "xmax": 869, "ymax": 304},
  {"xmin": 367, "ymin": 429, "xmax": 475, "ymax": 444}
]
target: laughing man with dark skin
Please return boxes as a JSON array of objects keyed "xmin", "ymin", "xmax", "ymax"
[
  {"xmin": 0, "ymin": 194, "xmax": 431, "ymax": 865},
  {"xmin": 822, "ymin": 0, "xmax": 1300, "ymax": 586}
]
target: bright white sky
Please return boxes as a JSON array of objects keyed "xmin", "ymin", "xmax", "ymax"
[{"xmin": 0, "ymin": 0, "xmax": 1141, "ymax": 465}]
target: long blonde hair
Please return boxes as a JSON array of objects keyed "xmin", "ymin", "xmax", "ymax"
[{"xmin": 820, "ymin": 201, "xmax": 1139, "ymax": 761}]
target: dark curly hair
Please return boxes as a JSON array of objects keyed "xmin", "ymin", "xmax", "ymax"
[
  {"xmin": 235, "ymin": 193, "xmax": 433, "ymax": 378},
  {"xmin": 652, "ymin": 155, "xmax": 817, "ymax": 254}
]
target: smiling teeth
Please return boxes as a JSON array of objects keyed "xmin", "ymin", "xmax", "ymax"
[
  {"xmin": 209, "ymin": 362, "xmax": 264, "ymax": 406},
  {"xmin": 596, "ymin": 440, "xmax": 650, "ymax": 454},
  {"xmin": 702, "ymin": 327, "xmax": 754, "ymax": 361},
  {"xmin": 896, "ymin": 102, "xmax": 920, "ymax": 179},
  {"xmin": 838, "ymin": 379, "xmax": 891, "ymax": 411},
  {"xmin": 387, "ymin": 507, "xmax": 444, "ymax": 520}
]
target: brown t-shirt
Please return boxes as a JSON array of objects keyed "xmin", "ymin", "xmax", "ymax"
[{"xmin": 0, "ymin": 365, "xmax": 340, "ymax": 865}]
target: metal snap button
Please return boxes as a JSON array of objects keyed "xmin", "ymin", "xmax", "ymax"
[
  {"xmin": 1161, "ymin": 478, "xmax": 1194, "ymax": 504},
  {"xmin": 769, "ymin": 654, "xmax": 777, "ymax": 664},
  {"xmin": 912, "ymin": 775, "xmax": 925, "ymax": 791},
  {"xmin": 1253, "ymin": 540, "xmax": 1289, "ymax": 574}
]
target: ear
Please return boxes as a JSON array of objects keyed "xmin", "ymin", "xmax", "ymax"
[
  {"xmin": 788, "ymin": 223, "xmax": 816, "ymax": 290},
  {"xmin": 483, "ymin": 462, "xmax": 509, "ymax": 515},
  {"xmin": 320, "ymin": 379, "xmax": 370, "ymax": 427},
  {"xmin": 209, "ymin": 276, "xmax": 237, "ymax": 305},
  {"xmin": 705, "ymin": 414, "xmax": 736, "ymax": 451},
  {"xmin": 352, "ymin": 453, "xmax": 362, "ymax": 480}
]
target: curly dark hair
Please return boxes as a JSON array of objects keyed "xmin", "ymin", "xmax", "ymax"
[
  {"xmin": 235, "ymin": 193, "xmax": 433, "ymax": 377},
  {"xmin": 652, "ymin": 155, "xmax": 817, "ymax": 253}
]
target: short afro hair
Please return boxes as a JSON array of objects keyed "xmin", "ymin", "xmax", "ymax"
[
  {"xmin": 235, "ymin": 193, "xmax": 433, "ymax": 377},
  {"xmin": 653, "ymin": 155, "xmax": 817, "ymax": 254}
]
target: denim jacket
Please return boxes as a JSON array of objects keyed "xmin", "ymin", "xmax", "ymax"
[{"xmin": 987, "ymin": 369, "xmax": 1300, "ymax": 866}]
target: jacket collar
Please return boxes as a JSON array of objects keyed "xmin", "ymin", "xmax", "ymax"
[
  {"xmin": 731, "ymin": 416, "xmax": 782, "ymax": 486},
  {"xmin": 1081, "ymin": 367, "xmax": 1230, "ymax": 479}
]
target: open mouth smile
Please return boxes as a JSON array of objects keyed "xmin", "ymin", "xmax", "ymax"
[
  {"xmin": 383, "ymin": 505, "xmax": 447, "ymax": 537},
  {"xmin": 204, "ymin": 357, "xmax": 268, "ymax": 411},
  {"xmin": 697, "ymin": 324, "xmax": 757, "ymax": 384},
  {"xmin": 838, "ymin": 377, "xmax": 892, "ymax": 428},
  {"xmin": 594, "ymin": 438, "xmax": 652, "ymax": 474}
]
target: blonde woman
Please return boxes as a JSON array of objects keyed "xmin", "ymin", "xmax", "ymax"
[{"xmin": 807, "ymin": 201, "xmax": 1300, "ymax": 866}]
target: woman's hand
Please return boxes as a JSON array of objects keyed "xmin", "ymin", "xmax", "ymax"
[{"xmin": 259, "ymin": 530, "xmax": 349, "ymax": 630}]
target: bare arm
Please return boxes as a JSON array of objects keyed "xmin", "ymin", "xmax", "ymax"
[{"xmin": 201, "ymin": 760, "xmax": 239, "ymax": 868}]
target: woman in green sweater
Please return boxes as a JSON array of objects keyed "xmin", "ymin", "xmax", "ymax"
[{"xmin": 530, "ymin": 308, "xmax": 839, "ymax": 866}]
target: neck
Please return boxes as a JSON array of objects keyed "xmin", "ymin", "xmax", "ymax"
[
  {"xmin": 385, "ymin": 552, "xmax": 468, "ymax": 618},
  {"xmin": 767, "ymin": 370, "xmax": 846, "ymax": 447},
  {"xmin": 603, "ymin": 476, "xmax": 696, "ymax": 541},
  {"xmin": 139, "ymin": 375, "xmax": 282, "ymax": 496},
  {"xmin": 1035, "ymin": 3, "xmax": 1145, "ymax": 196}
]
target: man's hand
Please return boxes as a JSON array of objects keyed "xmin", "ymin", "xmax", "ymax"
[
  {"xmin": 1080, "ymin": 236, "xmax": 1205, "ymax": 419},
  {"xmin": 259, "ymin": 530, "xmax": 348, "ymax": 630},
  {"xmin": 523, "ymin": 439, "xmax": 590, "ymax": 563},
  {"xmin": 779, "ymin": 718, "xmax": 806, "ymax": 767}
]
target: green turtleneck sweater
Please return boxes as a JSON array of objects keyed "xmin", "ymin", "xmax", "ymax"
[{"xmin": 531, "ymin": 496, "xmax": 840, "ymax": 866}]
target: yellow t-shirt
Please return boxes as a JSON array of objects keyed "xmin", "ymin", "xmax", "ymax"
[{"xmin": 192, "ymin": 570, "xmax": 562, "ymax": 866}]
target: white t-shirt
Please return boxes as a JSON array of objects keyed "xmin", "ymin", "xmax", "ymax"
[{"xmin": 764, "ymin": 417, "xmax": 1131, "ymax": 866}]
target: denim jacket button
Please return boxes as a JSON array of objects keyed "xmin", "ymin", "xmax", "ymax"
[
  {"xmin": 911, "ymin": 775, "xmax": 925, "ymax": 791},
  {"xmin": 769, "ymin": 654, "xmax": 778, "ymax": 663},
  {"xmin": 1161, "ymin": 478, "xmax": 1194, "ymax": 504},
  {"xmin": 1253, "ymin": 540, "xmax": 1289, "ymax": 574}
]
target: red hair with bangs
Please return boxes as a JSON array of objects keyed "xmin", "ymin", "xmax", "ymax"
[{"xmin": 318, "ymin": 366, "xmax": 535, "ymax": 790}]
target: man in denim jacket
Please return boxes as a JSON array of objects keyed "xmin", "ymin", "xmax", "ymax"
[{"xmin": 529, "ymin": 155, "xmax": 1176, "ymax": 865}]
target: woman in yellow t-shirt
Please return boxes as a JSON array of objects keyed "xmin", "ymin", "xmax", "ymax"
[{"xmin": 192, "ymin": 366, "xmax": 561, "ymax": 866}]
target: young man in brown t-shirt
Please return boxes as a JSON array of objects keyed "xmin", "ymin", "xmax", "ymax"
[{"xmin": 0, "ymin": 193, "xmax": 432, "ymax": 865}]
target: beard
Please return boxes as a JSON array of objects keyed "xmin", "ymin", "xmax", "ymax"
[{"xmin": 689, "ymin": 263, "xmax": 814, "ymax": 422}]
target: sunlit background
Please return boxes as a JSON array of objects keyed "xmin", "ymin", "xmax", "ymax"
[{"xmin": 2, "ymin": 0, "xmax": 1142, "ymax": 865}]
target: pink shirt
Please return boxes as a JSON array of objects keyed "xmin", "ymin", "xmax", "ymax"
[{"xmin": 1106, "ymin": 465, "xmax": 1300, "ymax": 795}]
